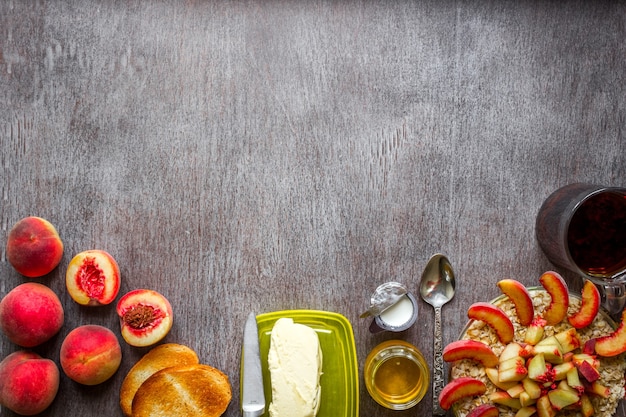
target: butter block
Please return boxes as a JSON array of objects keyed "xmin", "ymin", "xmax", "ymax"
[{"xmin": 268, "ymin": 318, "xmax": 322, "ymax": 417}]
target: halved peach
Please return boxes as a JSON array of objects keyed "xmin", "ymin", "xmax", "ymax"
[
  {"xmin": 443, "ymin": 340, "xmax": 498, "ymax": 367},
  {"xmin": 66, "ymin": 250, "xmax": 120, "ymax": 306},
  {"xmin": 438, "ymin": 377, "xmax": 486, "ymax": 410},
  {"xmin": 116, "ymin": 289, "xmax": 173, "ymax": 347},
  {"xmin": 539, "ymin": 271, "xmax": 569, "ymax": 325},
  {"xmin": 497, "ymin": 279, "xmax": 534, "ymax": 326},
  {"xmin": 467, "ymin": 302, "xmax": 514, "ymax": 344},
  {"xmin": 568, "ymin": 279, "xmax": 600, "ymax": 329}
]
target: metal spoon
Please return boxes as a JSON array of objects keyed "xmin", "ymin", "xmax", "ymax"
[{"xmin": 419, "ymin": 254, "xmax": 456, "ymax": 416}]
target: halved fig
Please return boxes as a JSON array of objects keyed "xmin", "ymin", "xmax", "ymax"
[
  {"xmin": 116, "ymin": 289, "xmax": 173, "ymax": 347},
  {"xmin": 66, "ymin": 250, "xmax": 120, "ymax": 306}
]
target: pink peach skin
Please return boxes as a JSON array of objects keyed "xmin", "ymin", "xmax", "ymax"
[
  {"xmin": 0, "ymin": 351, "xmax": 60, "ymax": 415},
  {"xmin": 539, "ymin": 271, "xmax": 569, "ymax": 325},
  {"xmin": 442, "ymin": 339, "xmax": 499, "ymax": 368},
  {"xmin": 0, "ymin": 283, "xmax": 64, "ymax": 347},
  {"xmin": 467, "ymin": 302, "xmax": 515, "ymax": 344},
  {"xmin": 439, "ymin": 377, "xmax": 486, "ymax": 410},
  {"xmin": 497, "ymin": 279, "xmax": 534, "ymax": 326},
  {"xmin": 60, "ymin": 325, "xmax": 122, "ymax": 385},
  {"xmin": 6, "ymin": 216, "xmax": 64, "ymax": 278},
  {"xmin": 568, "ymin": 279, "xmax": 600, "ymax": 329}
]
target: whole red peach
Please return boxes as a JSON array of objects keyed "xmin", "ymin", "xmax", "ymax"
[
  {"xmin": 60, "ymin": 325, "xmax": 122, "ymax": 385},
  {"xmin": 0, "ymin": 283, "xmax": 64, "ymax": 347},
  {"xmin": 65, "ymin": 250, "xmax": 121, "ymax": 306},
  {"xmin": 0, "ymin": 351, "xmax": 60, "ymax": 415},
  {"xmin": 6, "ymin": 216, "xmax": 64, "ymax": 278}
]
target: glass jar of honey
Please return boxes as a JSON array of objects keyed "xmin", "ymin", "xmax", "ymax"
[{"xmin": 364, "ymin": 340, "xmax": 429, "ymax": 410}]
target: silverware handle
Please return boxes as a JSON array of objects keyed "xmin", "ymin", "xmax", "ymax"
[{"xmin": 432, "ymin": 306, "xmax": 446, "ymax": 416}]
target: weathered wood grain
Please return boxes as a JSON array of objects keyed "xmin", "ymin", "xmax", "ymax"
[{"xmin": 1, "ymin": 1, "xmax": 625, "ymax": 416}]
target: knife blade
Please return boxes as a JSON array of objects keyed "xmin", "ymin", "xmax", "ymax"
[{"xmin": 241, "ymin": 312, "xmax": 266, "ymax": 417}]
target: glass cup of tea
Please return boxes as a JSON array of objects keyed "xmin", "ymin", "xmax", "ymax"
[{"xmin": 535, "ymin": 183, "xmax": 626, "ymax": 315}]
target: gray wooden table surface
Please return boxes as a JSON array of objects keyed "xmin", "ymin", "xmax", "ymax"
[{"xmin": 1, "ymin": 1, "xmax": 625, "ymax": 416}]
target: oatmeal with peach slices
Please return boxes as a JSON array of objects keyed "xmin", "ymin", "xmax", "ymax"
[{"xmin": 440, "ymin": 272, "xmax": 626, "ymax": 417}]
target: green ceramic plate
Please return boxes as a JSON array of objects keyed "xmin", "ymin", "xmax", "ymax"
[{"xmin": 255, "ymin": 310, "xmax": 359, "ymax": 417}]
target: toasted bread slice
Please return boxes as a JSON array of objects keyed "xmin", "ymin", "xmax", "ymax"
[
  {"xmin": 131, "ymin": 364, "xmax": 232, "ymax": 417},
  {"xmin": 119, "ymin": 343, "xmax": 199, "ymax": 416}
]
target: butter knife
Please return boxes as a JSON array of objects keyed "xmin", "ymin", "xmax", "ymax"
[{"xmin": 241, "ymin": 312, "xmax": 266, "ymax": 417}]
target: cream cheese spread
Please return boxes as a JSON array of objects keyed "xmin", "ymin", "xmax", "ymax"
[{"xmin": 268, "ymin": 318, "xmax": 322, "ymax": 417}]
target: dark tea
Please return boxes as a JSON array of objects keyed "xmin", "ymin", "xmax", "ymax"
[
  {"xmin": 567, "ymin": 191, "xmax": 626, "ymax": 277},
  {"xmin": 536, "ymin": 184, "xmax": 626, "ymax": 315}
]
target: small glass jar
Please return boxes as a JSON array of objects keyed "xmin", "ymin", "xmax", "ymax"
[{"xmin": 364, "ymin": 340, "xmax": 429, "ymax": 410}]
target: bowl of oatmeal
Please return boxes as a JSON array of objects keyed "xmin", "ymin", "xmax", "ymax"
[{"xmin": 450, "ymin": 287, "xmax": 626, "ymax": 417}]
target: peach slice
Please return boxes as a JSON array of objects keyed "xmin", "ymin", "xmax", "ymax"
[
  {"xmin": 571, "ymin": 353, "xmax": 599, "ymax": 369},
  {"xmin": 466, "ymin": 403, "xmax": 499, "ymax": 417},
  {"xmin": 467, "ymin": 302, "xmax": 514, "ymax": 344},
  {"xmin": 528, "ymin": 353, "xmax": 552, "ymax": 382},
  {"xmin": 516, "ymin": 406, "xmax": 538, "ymax": 417},
  {"xmin": 499, "ymin": 342, "xmax": 532, "ymax": 362},
  {"xmin": 577, "ymin": 360, "xmax": 600, "ymax": 383},
  {"xmin": 594, "ymin": 309, "xmax": 626, "ymax": 357},
  {"xmin": 584, "ymin": 380, "xmax": 610, "ymax": 398},
  {"xmin": 533, "ymin": 336, "xmax": 564, "ymax": 363},
  {"xmin": 498, "ymin": 356, "xmax": 528, "ymax": 382},
  {"xmin": 536, "ymin": 395, "xmax": 556, "ymax": 417},
  {"xmin": 60, "ymin": 324, "xmax": 122, "ymax": 385},
  {"xmin": 524, "ymin": 315, "xmax": 547, "ymax": 345},
  {"xmin": 582, "ymin": 339, "xmax": 596, "ymax": 355},
  {"xmin": 580, "ymin": 394, "xmax": 594, "ymax": 417},
  {"xmin": 553, "ymin": 361, "xmax": 575, "ymax": 380},
  {"xmin": 522, "ymin": 377, "xmax": 542, "ymax": 399},
  {"xmin": 116, "ymin": 289, "xmax": 173, "ymax": 347},
  {"xmin": 553, "ymin": 328, "xmax": 581, "ymax": 354},
  {"xmin": 488, "ymin": 391, "xmax": 522, "ymax": 409},
  {"xmin": 497, "ymin": 279, "xmax": 534, "ymax": 326},
  {"xmin": 548, "ymin": 387, "xmax": 579, "ymax": 410},
  {"xmin": 568, "ymin": 279, "xmax": 600, "ymax": 329},
  {"xmin": 442, "ymin": 340, "xmax": 498, "ymax": 367},
  {"xmin": 438, "ymin": 377, "xmax": 486, "ymax": 410},
  {"xmin": 6, "ymin": 216, "xmax": 64, "ymax": 278},
  {"xmin": 0, "ymin": 351, "xmax": 60, "ymax": 415},
  {"xmin": 539, "ymin": 271, "xmax": 569, "ymax": 325},
  {"xmin": 0, "ymin": 282, "xmax": 64, "ymax": 347},
  {"xmin": 66, "ymin": 250, "xmax": 121, "ymax": 306},
  {"xmin": 485, "ymin": 367, "xmax": 517, "ymax": 391},
  {"xmin": 506, "ymin": 383, "xmax": 525, "ymax": 398}
]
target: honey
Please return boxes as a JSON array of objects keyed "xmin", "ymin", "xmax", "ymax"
[{"xmin": 364, "ymin": 340, "xmax": 429, "ymax": 410}]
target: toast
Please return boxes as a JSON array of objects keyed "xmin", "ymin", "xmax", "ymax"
[
  {"xmin": 119, "ymin": 343, "xmax": 200, "ymax": 416},
  {"xmin": 131, "ymin": 364, "xmax": 232, "ymax": 417}
]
